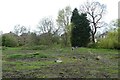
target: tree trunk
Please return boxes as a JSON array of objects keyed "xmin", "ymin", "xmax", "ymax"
[
  {"xmin": 91, "ymin": 32, "xmax": 95, "ymax": 43},
  {"xmin": 64, "ymin": 32, "xmax": 68, "ymax": 47}
]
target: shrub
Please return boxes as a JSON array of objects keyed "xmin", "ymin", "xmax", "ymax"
[
  {"xmin": 2, "ymin": 46, "xmax": 7, "ymax": 50},
  {"xmin": 2, "ymin": 33, "xmax": 18, "ymax": 47},
  {"xmin": 87, "ymin": 42, "xmax": 97, "ymax": 48},
  {"xmin": 98, "ymin": 29, "xmax": 119, "ymax": 49}
]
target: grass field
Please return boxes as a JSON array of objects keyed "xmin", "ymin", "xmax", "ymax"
[{"xmin": 2, "ymin": 47, "xmax": 119, "ymax": 78}]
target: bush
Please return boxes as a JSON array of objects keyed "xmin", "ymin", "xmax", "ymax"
[
  {"xmin": 87, "ymin": 42, "xmax": 97, "ymax": 48},
  {"xmin": 2, "ymin": 46, "xmax": 8, "ymax": 50},
  {"xmin": 2, "ymin": 34, "xmax": 18, "ymax": 47},
  {"xmin": 98, "ymin": 29, "xmax": 119, "ymax": 49}
]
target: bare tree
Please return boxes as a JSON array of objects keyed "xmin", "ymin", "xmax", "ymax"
[
  {"xmin": 107, "ymin": 19, "xmax": 120, "ymax": 32},
  {"xmin": 56, "ymin": 6, "xmax": 72, "ymax": 46},
  {"xmin": 37, "ymin": 17, "xmax": 55, "ymax": 34},
  {"xmin": 56, "ymin": 6, "xmax": 72, "ymax": 34},
  {"xmin": 37, "ymin": 17, "xmax": 56, "ymax": 45},
  {"xmin": 13, "ymin": 24, "xmax": 21, "ymax": 35},
  {"xmin": 13, "ymin": 24, "xmax": 28, "ymax": 36},
  {"xmin": 79, "ymin": 1, "xmax": 106, "ymax": 43},
  {"xmin": 20, "ymin": 26, "xmax": 27, "ymax": 34}
]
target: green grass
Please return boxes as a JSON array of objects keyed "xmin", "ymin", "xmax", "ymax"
[
  {"xmin": 3, "ymin": 60, "xmax": 57, "ymax": 70},
  {"xmin": 3, "ymin": 47, "xmax": 22, "ymax": 50},
  {"xmin": 2, "ymin": 47, "xmax": 119, "ymax": 78},
  {"xmin": 6, "ymin": 52, "xmax": 51, "ymax": 59}
]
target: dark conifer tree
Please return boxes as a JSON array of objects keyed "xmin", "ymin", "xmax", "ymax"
[{"xmin": 71, "ymin": 8, "xmax": 91, "ymax": 47}]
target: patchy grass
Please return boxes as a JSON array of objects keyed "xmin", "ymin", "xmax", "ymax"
[
  {"xmin": 2, "ymin": 47, "xmax": 119, "ymax": 78},
  {"xmin": 6, "ymin": 52, "xmax": 50, "ymax": 59}
]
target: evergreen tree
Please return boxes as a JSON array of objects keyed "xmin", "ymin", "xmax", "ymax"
[
  {"xmin": 71, "ymin": 8, "xmax": 80, "ymax": 47},
  {"xmin": 71, "ymin": 8, "xmax": 91, "ymax": 47}
]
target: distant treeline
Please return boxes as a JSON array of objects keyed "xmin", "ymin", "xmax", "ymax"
[{"xmin": 0, "ymin": 1, "xmax": 120, "ymax": 49}]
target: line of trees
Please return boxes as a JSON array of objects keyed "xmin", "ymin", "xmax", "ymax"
[{"xmin": 1, "ymin": 1, "xmax": 119, "ymax": 49}]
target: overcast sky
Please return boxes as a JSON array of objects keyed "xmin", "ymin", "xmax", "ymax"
[{"xmin": 0, "ymin": 0, "xmax": 119, "ymax": 33}]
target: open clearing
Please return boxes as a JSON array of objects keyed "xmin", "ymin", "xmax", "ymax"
[{"xmin": 2, "ymin": 47, "xmax": 119, "ymax": 78}]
